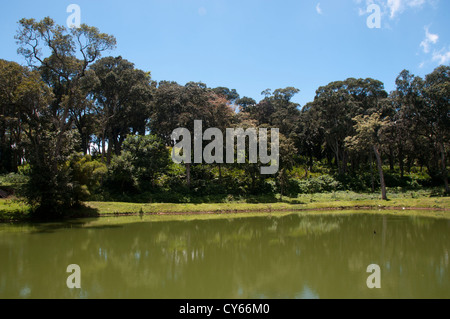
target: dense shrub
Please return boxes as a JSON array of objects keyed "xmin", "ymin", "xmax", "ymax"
[
  {"xmin": 296, "ymin": 175, "xmax": 343, "ymax": 194},
  {"xmin": 70, "ymin": 154, "xmax": 108, "ymax": 201}
]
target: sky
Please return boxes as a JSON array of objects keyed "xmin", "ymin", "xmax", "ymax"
[{"xmin": 0, "ymin": 0, "xmax": 449, "ymax": 107}]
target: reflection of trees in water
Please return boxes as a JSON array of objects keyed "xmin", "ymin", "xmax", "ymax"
[{"xmin": 0, "ymin": 214, "xmax": 448, "ymax": 298}]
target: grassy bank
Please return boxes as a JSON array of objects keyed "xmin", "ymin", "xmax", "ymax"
[{"xmin": 1, "ymin": 190, "xmax": 448, "ymax": 223}]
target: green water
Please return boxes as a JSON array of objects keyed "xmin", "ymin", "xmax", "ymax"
[{"xmin": 0, "ymin": 212, "xmax": 449, "ymax": 299}]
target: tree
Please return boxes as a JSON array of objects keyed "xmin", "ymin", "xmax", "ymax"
[
  {"xmin": 16, "ymin": 18, "xmax": 116, "ymax": 159},
  {"xmin": 121, "ymin": 134, "xmax": 170, "ymax": 190},
  {"xmin": 15, "ymin": 17, "xmax": 116, "ymax": 215},
  {"xmin": 345, "ymin": 113, "xmax": 388, "ymax": 200},
  {"xmin": 390, "ymin": 70, "xmax": 426, "ymax": 178},
  {"xmin": 310, "ymin": 78, "xmax": 387, "ymax": 174},
  {"xmin": 391, "ymin": 67, "xmax": 449, "ymax": 192},
  {"xmin": 242, "ymin": 87, "xmax": 302, "ymax": 146},
  {"xmin": 69, "ymin": 153, "xmax": 108, "ymax": 201},
  {"xmin": 0, "ymin": 60, "xmax": 79, "ymax": 213},
  {"xmin": 89, "ymin": 56, "xmax": 154, "ymax": 163},
  {"xmin": 0, "ymin": 60, "xmax": 34, "ymax": 172},
  {"xmin": 423, "ymin": 66, "xmax": 450, "ymax": 193},
  {"xmin": 212, "ymin": 87, "xmax": 240, "ymax": 104},
  {"xmin": 151, "ymin": 81, "xmax": 235, "ymax": 188},
  {"xmin": 104, "ymin": 135, "xmax": 178, "ymax": 195},
  {"xmin": 236, "ymin": 97, "xmax": 257, "ymax": 111},
  {"xmin": 277, "ymin": 134, "xmax": 297, "ymax": 201},
  {"xmin": 298, "ymin": 102, "xmax": 324, "ymax": 174}
]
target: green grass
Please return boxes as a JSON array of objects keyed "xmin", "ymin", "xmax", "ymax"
[
  {"xmin": 85, "ymin": 190, "xmax": 448, "ymax": 214},
  {"xmin": 1, "ymin": 190, "xmax": 448, "ymax": 223},
  {"xmin": 0, "ymin": 198, "xmax": 31, "ymax": 222}
]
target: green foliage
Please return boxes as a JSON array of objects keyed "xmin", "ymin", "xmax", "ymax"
[
  {"xmin": 295, "ymin": 175, "xmax": 343, "ymax": 194},
  {"xmin": 0, "ymin": 172, "xmax": 29, "ymax": 187},
  {"xmin": 335, "ymin": 173, "xmax": 371, "ymax": 192},
  {"xmin": 105, "ymin": 152, "xmax": 137, "ymax": 194},
  {"xmin": 104, "ymin": 135, "xmax": 170, "ymax": 194},
  {"xmin": 70, "ymin": 154, "xmax": 107, "ymax": 200},
  {"xmin": 22, "ymin": 129, "xmax": 84, "ymax": 217},
  {"xmin": 122, "ymin": 134, "xmax": 170, "ymax": 188}
]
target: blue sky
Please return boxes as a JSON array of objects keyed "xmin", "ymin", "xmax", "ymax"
[{"xmin": 0, "ymin": 0, "xmax": 449, "ymax": 107}]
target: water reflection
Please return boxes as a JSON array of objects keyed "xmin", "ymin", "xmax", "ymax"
[{"xmin": 0, "ymin": 213, "xmax": 449, "ymax": 299}]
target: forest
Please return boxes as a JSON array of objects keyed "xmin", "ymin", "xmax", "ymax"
[{"xmin": 0, "ymin": 17, "xmax": 449, "ymax": 218}]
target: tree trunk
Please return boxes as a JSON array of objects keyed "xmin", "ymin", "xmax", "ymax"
[{"xmin": 373, "ymin": 145, "xmax": 387, "ymax": 200}]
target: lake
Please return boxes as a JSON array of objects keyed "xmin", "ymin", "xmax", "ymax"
[{"xmin": 0, "ymin": 212, "xmax": 449, "ymax": 299}]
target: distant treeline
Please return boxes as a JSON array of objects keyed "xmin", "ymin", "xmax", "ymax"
[{"xmin": 0, "ymin": 17, "xmax": 448, "ymax": 216}]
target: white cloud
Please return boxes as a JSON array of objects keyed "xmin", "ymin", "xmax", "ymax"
[
  {"xmin": 387, "ymin": 0, "xmax": 402, "ymax": 18},
  {"xmin": 316, "ymin": 3, "xmax": 323, "ymax": 15},
  {"xmin": 419, "ymin": 26, "xmax": 449, "ymax": 66},
  {"xmin": 420, "ymin": 27, "xmax": 439, "ymax": 53},
  {"xmin": 432, "ymin": 49, "xmax": 450, "ymax": 65},
  {"xmin": 356, "ymin": 0, "xmax": 430, "ymax": 19},
  {"xmin": 388, "ymin": 0, "xmax": 427, "ymax": 18}
]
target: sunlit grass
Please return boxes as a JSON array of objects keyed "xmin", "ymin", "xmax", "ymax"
[
  {"xmin": 85, "ymin": 190, "xmax": 449, "ymax": 216},
  {"xmin": 1, "ymin": 189, "xmax": 448, "ymax": 223},
  {"xmin": 0, "ymin": 198, "xmax": 30, "ymax": 221}
]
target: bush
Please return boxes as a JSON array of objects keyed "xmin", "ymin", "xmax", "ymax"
[
  {"xmin": 296, "ymin": 175, "xmax": 343, "ymax": 194},
  {"xmin": 335, "ymin": 173, "xmax": 371, "ymax": 192},
  {"xmin": 0, "ymin": 172, "xmax": 29, "ymax": 188},
  {"xmin": 104, "ymin": 153, "xmax": 137, "ymax": 194},
  {"xmin": 70, "ymin": 154, "xmax": 108, "ymax": 200}
]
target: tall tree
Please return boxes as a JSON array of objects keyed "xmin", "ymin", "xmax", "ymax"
[
  {"xmin": 106, "ymin": 134, "xmax": 170, "ymax": 192},
  {"xmin": 242, "ymin": 87, "xmax": 302, "ymax": 146},
  {"xmin": 89, "ymin": 56, "xmax": 154, "ymax": 163},
  {"xmin": 15, "ymin": 17, "xmax": 116, "ymax": 214},
  {"xmin": 310, "ymin": 78, "xmax": 387, "ymax": 174},
  {"xmin": 423, "ymin": 66, "xmax": 450, "ymax": 193},
  {"xmin": 277, "ymin": 133, "xmax": 297, "ymax": 201},
  {"xmin": 212, "ymin": 87, "xmax": 240, "ymax": 104},
  {"xmin": 345, "ymin": 113, "xmax": 388, "ymax": 200},
  {"xmin": 151, "ymin": 81, "xmax": 235, "ymax": 187},
  {"xmin": 0, "ymin": 60, "xmax": 28, "ymax": 172}
]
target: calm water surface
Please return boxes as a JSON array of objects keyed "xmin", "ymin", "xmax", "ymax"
[{"xmin": 0, "ymin": 212, "xmax": 449, "ymax": 299}]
